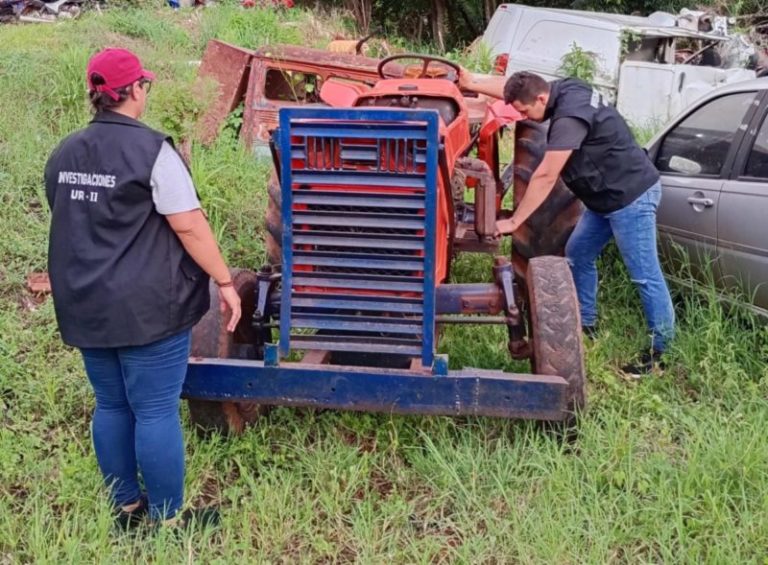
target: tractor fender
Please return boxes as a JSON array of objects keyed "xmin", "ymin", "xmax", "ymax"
[{"xmin": 479, "ymin": 99, "xmax": 522, "ymax": 142}]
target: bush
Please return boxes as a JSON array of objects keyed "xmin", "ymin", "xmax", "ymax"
[{"xmin": 558, "ymin": 42, "xmax": 599, "ymax": 85}]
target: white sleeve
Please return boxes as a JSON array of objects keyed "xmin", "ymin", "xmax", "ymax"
[{"xmin": 150, "ymin": 141, "xmax": 201, "ymax": 215}]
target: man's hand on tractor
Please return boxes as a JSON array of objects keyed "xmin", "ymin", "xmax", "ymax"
[
  {"xmin": 457, "ymin": 66, "xmax": 475, "ymax": 91},
  {"xmin": 457, "ymin": 67, "xmax": 506, "ymax": 100}
]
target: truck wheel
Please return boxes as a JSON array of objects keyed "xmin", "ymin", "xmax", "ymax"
[
  {"xmin": 511, "ymin": 121, "xmax": 583, "ymax": 261},
  {"xmin": 188, "ymin": 269, "xmax": 269, "ymax": 435},
  {"xmin": 526, "ymin": 256, "xmax": 586, "ymax": 414},
  {"xmin": 265, "ymin": 171, "xmax": 281, "ymax": 265}
]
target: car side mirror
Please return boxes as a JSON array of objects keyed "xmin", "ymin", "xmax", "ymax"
[{"xmin": 668, "ymin": 155, "xmax": 702, "ymax": 175}]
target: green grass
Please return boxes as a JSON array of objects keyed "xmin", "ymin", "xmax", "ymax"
[{"xmin": 2, "ymin": 5, "xmax": 768, "ymax": 563}]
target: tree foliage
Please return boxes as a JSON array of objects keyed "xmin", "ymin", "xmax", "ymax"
[{"xmin": 306, "ymin": 0, "xmax": 766, "ymax": 52}]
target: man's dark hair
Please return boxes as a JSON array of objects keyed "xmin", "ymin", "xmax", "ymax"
[
  {"xmin": 503, "ymin": 71, "xmax": 550, "ymax": 104},
  {"xmin": 88, "ymin": 73, "xmax": 133, "ymax": 113}
]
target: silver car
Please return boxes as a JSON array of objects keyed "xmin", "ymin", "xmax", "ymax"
[{"xmin": 646, "ymin": 79, "xmax": 768, "ymax": 317}]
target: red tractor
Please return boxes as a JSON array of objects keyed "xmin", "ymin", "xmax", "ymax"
[{"xmin": 185, "ymin": 54, "xmax": 585, "ymax": 434}]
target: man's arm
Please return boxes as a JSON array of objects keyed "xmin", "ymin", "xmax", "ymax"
[
  {"xmin": 496, "ymin": 150, "xmax": 572, "ymax": 235},
  {"xmin": 497, "ymin": 117, "xmax": 588, "ymax": 234},
  {"xmin": 458, "ymin": 69, "xmax": 507, "ymax": 100}
]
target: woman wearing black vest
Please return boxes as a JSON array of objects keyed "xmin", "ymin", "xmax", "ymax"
[
  {"xmin": 44, "ymin": 48, "xmax": 240, "ymax": 530},
  {"xmin": 460, "ymin": 70, "xmax": 675, "ymax": 376}
]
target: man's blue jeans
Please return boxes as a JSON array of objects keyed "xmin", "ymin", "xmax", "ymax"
[
  {"xmin": 80, "ymin": 330, "xmax": 190, "ymax": 521},
  {"xmin": 565, "ymin": 182, "xmax": 675, "ymax": 352}
]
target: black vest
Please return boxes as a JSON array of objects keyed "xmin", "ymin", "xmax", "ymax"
[
  {"xmin": 45, "ymin": 111, "xmax": 209, "ymax": 348},
  {"xmin": 546, "ymin": 78, "xmax": 660, "ymax": 213}
]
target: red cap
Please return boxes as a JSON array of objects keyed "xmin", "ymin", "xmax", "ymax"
[{"xmin": 86, "ymin": 48, "xmax": 155, "ymax": 101}]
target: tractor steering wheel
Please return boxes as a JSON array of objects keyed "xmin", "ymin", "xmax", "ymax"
[{"xmin": 377, "ymin": 54, "xmax": 462, "ymax": 84}]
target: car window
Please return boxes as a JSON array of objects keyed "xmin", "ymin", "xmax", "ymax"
[
  {"xmin": 743, "ymin": 113, "xmax": 768, "ymax": 180},
  {"xmin": 656, "ymin": 91, "xmax": 757, "ymax": 177}
]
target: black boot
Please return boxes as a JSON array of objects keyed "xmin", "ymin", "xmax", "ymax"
[
  {"xmin": 621, "ymin": 349, "xmax": 665, "ymax": 377},
  {"xmin": 582, "ymin": 325, "xmax": 599, "ymax": 340},
  {"xmin": 114, "ymin": 494, "xmax": 148, "ymax": 532},
  {"xmin": 152, "ymin": 506, "xmax": 221, "ymax": 537}
]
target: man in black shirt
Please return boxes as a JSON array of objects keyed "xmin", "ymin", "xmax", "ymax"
[{"xmin": 460, "ymin": 70, "xmax": 674, "ymax": 375}]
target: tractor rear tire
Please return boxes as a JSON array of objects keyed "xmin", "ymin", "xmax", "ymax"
[
  {"xmin": 526, "ymin": 255, "xmax": 586, "ymax": 414},
  {"xmin": 265, "ymin": 171, "xmax": 282, "ymax": 265},
  {"xmin": 188, "ymin": 269, "xmax": 269, "ymax": 435},
  {"xmin": 510, "ymin": 120, "xmax": 583, "ymax": 261}
]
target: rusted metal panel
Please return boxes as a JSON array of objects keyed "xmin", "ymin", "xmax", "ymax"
[
  {"xmin": 253, "ymin": 44, "xmax": 382, "ymax": 73},
  {"xmin": 197, "ymin": 40, "xmax": 255, "ymax": 145},
  {"xmin": 435, "ymin": 283, "xmax": 503, "ymax": 315},
  {"xmin": 242, "ymin": 45, "xmax": 383, "ymax": 149},
  {"xmin": 456, "ymin": 157, "xmax": 498, "ymax": 241},
  {"xmin": 241, "ymin": 60, "xmax": 271, "ymax": 149},
  {"xmin": 453, "ymin": 223, "xmax": 500, "ymax": 254},
  {"xmin": 26, "ymin": 272, "xmax": 51, "ymax": 294}
]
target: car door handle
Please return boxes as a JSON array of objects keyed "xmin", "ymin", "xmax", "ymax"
[{"xmin": 687, "ymin": 196, "xmax": 714, "ymax": 208}]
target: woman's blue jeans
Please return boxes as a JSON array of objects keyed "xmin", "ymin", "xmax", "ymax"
[
  {"xmin": 565, "ymin": 182, "xmax": 675, "ymax": 352},
  {"xmin": 80, "ymin": 329, "xmax": 190, "ymax": 521}
]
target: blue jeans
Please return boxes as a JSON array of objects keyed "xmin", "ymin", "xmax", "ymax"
[
  {"xmin": 80, "ymin": 330, "xmax": 190, "ymax": 521},
  {"xmin": 565, "ymin": 182, "xmax": 675, "ymax": 352}
]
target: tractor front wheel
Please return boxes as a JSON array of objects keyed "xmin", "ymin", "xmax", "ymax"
[
  {"xmin": 187, "ymin": 269, "xmax": 269, "ymax": 435},
  {"xmin": 526, "ymin": 256, "xmax": 586, "ymax": 414}
]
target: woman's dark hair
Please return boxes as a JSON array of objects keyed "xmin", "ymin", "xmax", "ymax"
[
  {"xmin": 503, "ymin": 71, "xmax": 550, "ymax": 105},
  {"xmin": 88, "ymin": 72, "xmax": 133, "ymax": 113}
]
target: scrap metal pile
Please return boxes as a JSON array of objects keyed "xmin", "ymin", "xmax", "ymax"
[{"xmin": 0, "ymin": 0, "xmax": 85, "ymax": 23}]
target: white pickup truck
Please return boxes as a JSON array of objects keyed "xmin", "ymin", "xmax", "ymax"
[{"xmin": 481, "ymin": 4, "xmax": 756, "ymax": 129}]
